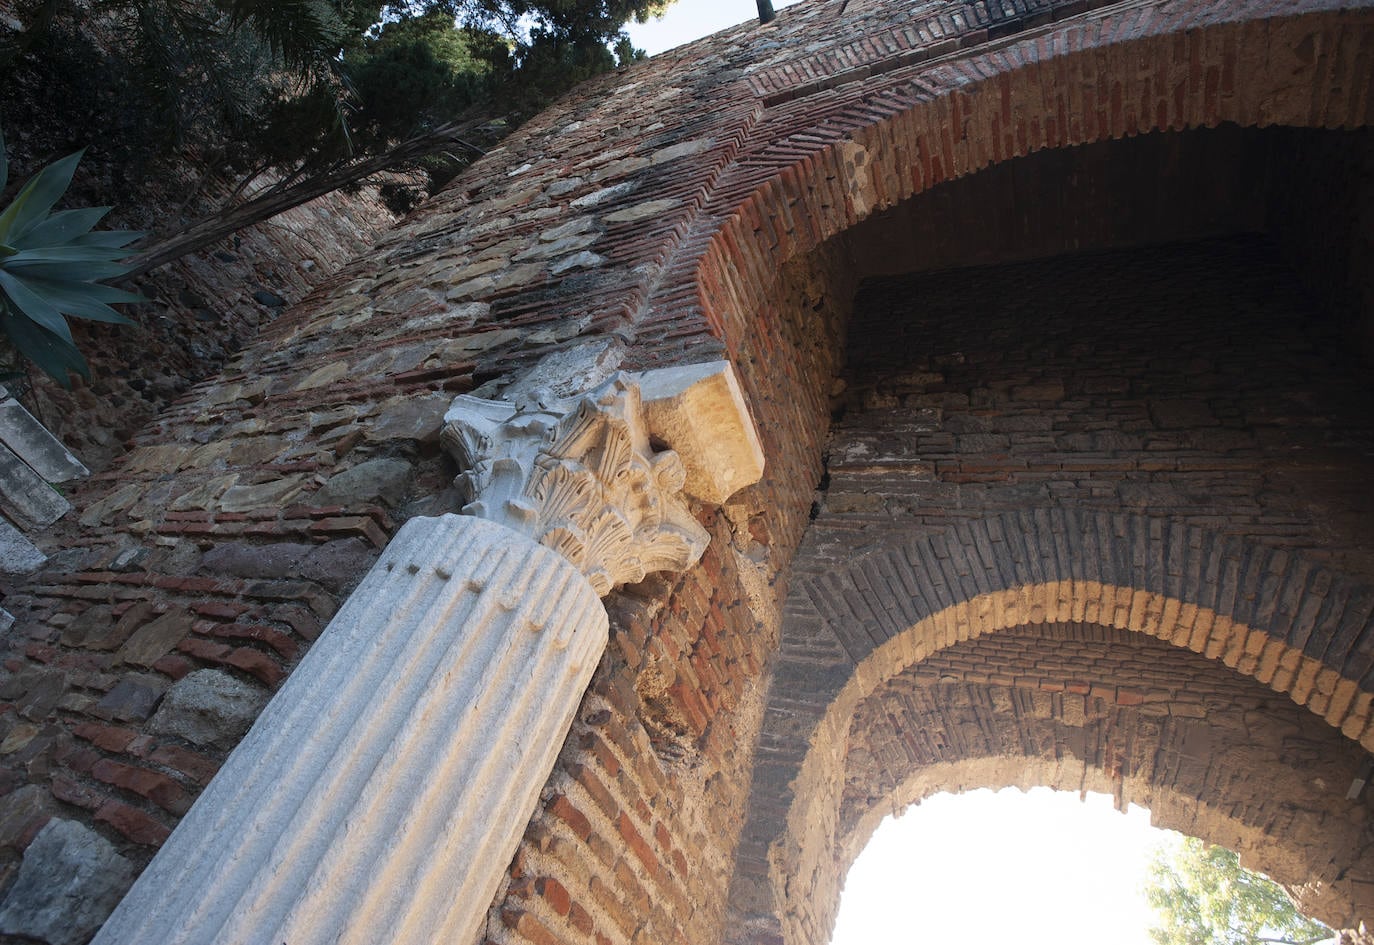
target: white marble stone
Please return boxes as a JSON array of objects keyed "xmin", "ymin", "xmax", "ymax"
[
  {"xmin": 0, "ymin": 389, "xmax": 88, "ymax": 483},
  {"xmin": 93, "ymin": 514, "xmax": 608, "ymax": 945},
  {"xmin": 95, "ymin": 363, "xmax": 766, "ymax": 945},
  {"xmin": 444, "ymin": 372, "xmax": 711, "ymax": 595}
]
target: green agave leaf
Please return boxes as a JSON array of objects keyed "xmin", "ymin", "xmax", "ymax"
[
  {"xmin": 28, "ymin": 278, "xmax": 144, "ymax": 306},
  {"xmin": 0, "ymin": 270, "xmax": 75, "ymax": 343},
  {"xmin": 13, "ymin": 207, "xmax": 111, "ymax": 249},
  {"xmin": 0, "ymin": 303, "xmax": 88, "ymax": 388},
  {"xmin": 18, "ymin": 277, "xmax": 138, "ymax": 324},
  {"xmin": 0, "ymin": 149, "xmax": 85, "ymax": 244},
  {"xmin": 0, "ymin": 259, "xmax": 133, "ymax": 282},
  {"xmin": 3, "ymin": 244, "xmax": 133, "ymax": 266},
  {"xmin": 72, "ymin": 229, "xmax": 145, "ymax": 250}
]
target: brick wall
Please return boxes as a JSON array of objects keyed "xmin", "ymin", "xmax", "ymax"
[
  {"xmin": 2, "ymin": 1, "xmax": 1373, "ymax": 943},
  {"xmin": 730, "ymin": 236, "xmax": 1374, "ymax": 945}
]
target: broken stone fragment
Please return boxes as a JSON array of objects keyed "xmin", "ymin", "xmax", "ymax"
[
  {"xmin": 147, "ymin": 669, "xmax": 269, "ymax": 750},
  {"xmin": 0, "ymin": 818, "xmax": 135, "ymax": 945},
  {"xmin": 313, "ymin": 458, "xmax": 414, "ymax": 508}
]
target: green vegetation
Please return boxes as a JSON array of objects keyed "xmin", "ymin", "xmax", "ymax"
[
  {"xmin": 1146, "ymin": 836, "xmax": 1333, "ymax": 945},
  {"xmin": 0, "ymin": 0, "xmax": 671, "ymax": 273},
  {"xmin": 0, "ymin": 130, "xmax": 142, "ymax": 387}
]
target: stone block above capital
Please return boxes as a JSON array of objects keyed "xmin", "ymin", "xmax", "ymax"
[{"xmin": 630, "ymin": 360, "xmax": 766, "ymax": 505}]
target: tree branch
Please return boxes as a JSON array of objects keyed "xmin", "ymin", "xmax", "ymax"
[{"xmin": 120, "ymin": 122, "xmax": 486, "ymax": 279}]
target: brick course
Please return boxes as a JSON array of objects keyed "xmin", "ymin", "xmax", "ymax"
[{"xmin": 1, "ymin": 1, "xmax": 1373, "ymax": 943}]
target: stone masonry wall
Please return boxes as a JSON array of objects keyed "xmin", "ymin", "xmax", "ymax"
[
  {"xmin": 1, "ymin": 1, "xmax": 1372, "ymax": 943},
  {"xmin": 729, "ymin": 235, "xmax": 1374, "ymax": 945}
]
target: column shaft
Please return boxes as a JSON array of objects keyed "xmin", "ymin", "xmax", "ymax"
[{"xmin": 93, "ymin": 514, "xmax": 607, "ymax": 945}]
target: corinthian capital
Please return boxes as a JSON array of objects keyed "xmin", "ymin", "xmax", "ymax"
[{"xmin": 442, "ymin": 373, "xmax": 716, "ymax": 596}]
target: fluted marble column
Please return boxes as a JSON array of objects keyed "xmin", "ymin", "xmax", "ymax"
[{"xmin": 94, "ymin": 362, "xmax": 763, "ymax": 945}]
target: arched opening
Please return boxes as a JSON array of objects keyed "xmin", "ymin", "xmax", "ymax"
[
  {"xmin": 830, "ymin": 788, "xmax": 1166, "ymax": 945},
  {"xmin": 836, "ymin": 624, "xmax": 1374, "ymax": 932},
  {"xmin": 713, "ymin": 9, "xmax": 1374, "ymax": 942}
]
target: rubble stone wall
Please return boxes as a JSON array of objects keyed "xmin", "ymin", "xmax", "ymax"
[{"xmin": 0, "ymin": 1, "xmax": 1372, "ymax": 944}]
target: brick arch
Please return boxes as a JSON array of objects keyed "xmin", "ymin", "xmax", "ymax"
[
  {"xmin": 725, "ymin": 510, "xmax": 1374, "ymax": 945},
  {"xmin": 790, "ymin": 512, "xmax": 1374, "ymax": 743},
  {"xmin": 830, "ymin": 729, "xmax": 1371, "ymax": 935},
  {"xmin": 684, "ymin": 1, "xmax": 1374, "ymax": 347},
  {"xmin": 833, "ymin": 626, "xmax": 1374, "ymax": 937}
]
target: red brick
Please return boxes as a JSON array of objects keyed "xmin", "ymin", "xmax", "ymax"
[
  {"xmin": 71, "ymin": 723, "xmax": 138, "ymax": 753},
  {"xmin": 548, "ymin": 794, "xmax": 592, "ymax": 842},
  {"xmin": 50, "ymin": 776, "xmax": 106, "ymax": 811},
  {"xmin": 536, "ymin": 876, "xmax": 571, "ymax": 917},
  {"xmin": 177, "ymin": 638, "xmax": 232, "ymax": 662},
  {"xmin": 225, "ymin": 648, "xmax": 285, "ymax": 688},
  {"xmin": 90, "ymin": 759, "xmax": 190, "ymax": 814},
  {"xmin": 95, "ymin": 799, "xmax": 170, "ymax": 846},
  {"xmin": 308, "ymin": 516, "xmax": 388, "ymax": 549},
  {"xmin": 500, "ymin": 909, "xmax": 561, "ymax": 945},
  {"xmin": 152, "ymin": 654, "xmax": 195, "ymax": 680},
  {"xmin": 568, "ymin": 901, "xmax": 595, "ymax": 936},
  {"xmin": 615, "ymin": 812, "xmax": 659, "ymax": 880},
  {"xmin": 192, "ymin": 602, "xmax": 250, "ymax": 621}
]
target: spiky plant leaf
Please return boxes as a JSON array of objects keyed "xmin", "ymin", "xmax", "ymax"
[
  {"xmin": 0, "ymin": 271, "xmax": 77, "ymax": 343},
  {"xmin": 0, "ymin": 304, "xmax": 89, "ymax": 389},
  {"xmin": 0, "ymin": 133, "xmax": 143, "ymax": 386},
  {"xmin": 0, "ymin": 150, "xmax": 85, "ymax": 245},
  {"xmin": 70, "ymin": 230, "xmax": 146, "ymax": 250},
  {"xmin": 5, "ymin": 261, "xmax": 138, "ymax": 285},
  {"xmin": 16, "ymin": 278, "xmax": 137, "ymax": 324},
  {"xmin": 5, "ymin": 244, "xmax": 142, "ymax": 266},
  {"xmin": 13, "ymin": 207, "xmax": 112, "ymax": 248},
  {"xmin": 27, "ymin": 279, "xmax": 144, "ymax": 307}
]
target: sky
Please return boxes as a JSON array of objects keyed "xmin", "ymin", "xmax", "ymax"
[
  {"xmin": 830, "ymin": 788, "xmax": 1164, "ymax": 945},
  {"xmin": 625, "ymin": 0, "xmax": 804, "ymax": 56},
  {"xmin": 619, "ymin": 8, "xmax": 1172, "ymax": 945}
]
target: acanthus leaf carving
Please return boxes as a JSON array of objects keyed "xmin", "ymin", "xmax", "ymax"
[{"xmin": 441, "ymin": 374, "xmax": 710, "ymax": 596}]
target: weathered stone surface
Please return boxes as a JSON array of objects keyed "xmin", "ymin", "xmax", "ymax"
[
  {"xmin": 498, "ymin": 338, "xmax": 625, "ymax": 406},
  {"xmin": 634, "ymin": 361, "xmax": 766, "ymax": 504},
  {"xmin": 0, "ymin": 517, "xmax": 46, "ymax": 573},
  {"xmin": 0, "ymin": 440, "xmax": 70, "ymax": 529},
  {"xmin": 147, "ymin": 670, "xmax": 269, "ymax": 749},
  {"xmin": 215, "ymin": 476, "xmax": 306, "ymax": 513},
  {"xmin": 293, "ymin": 361, "xmax": 350, "ymax": 391},
  {"xmin": 15, "ymin": 672, "xmax": 66, "ymax": 721},
  {"xmin": 0, "ymin": 784, "xmax": 52, "ymax": 848},
  {"xmin": 116, "ymin": 607, "xmax": 193, "ymax": 668},
  {"xmin": 365, "ymin": 394, "xmax": 451, "ymax": 444},
  {"xmin": 312, "ymin": 458, "xmax": 413, "ymax": 508},
  {"xmin": 604, "ymin": 198, "xmax": 678, "ymax": 223},
  {"xmin": 298, "ymin": 538, "xmax": 379, "ymax": 593},
  {"xmin": 0, "ymin": 819, "xmax": 134, "ymax": 945},
  {"xmin": 549, "ymin": 250, "xmax": 606, "ymax": 273},
  {"xmin": 167, "ymin": 474, "xmax": 239, "ymax": 512},
  {"xmin": 0, "ymin": 393, "xmax": 88, "ymax": 483},
  {"xmin": 199, "ymin": 542, "xmax": 314, "ymax": 580},
  {"xmin": 94, "ymin": 675, "xmax": 169, "ymax": 723}
]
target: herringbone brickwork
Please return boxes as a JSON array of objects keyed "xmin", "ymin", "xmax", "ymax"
[{"xmin": 1, "ymin": 2, "xmax": 1372, "ymax": 943}]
